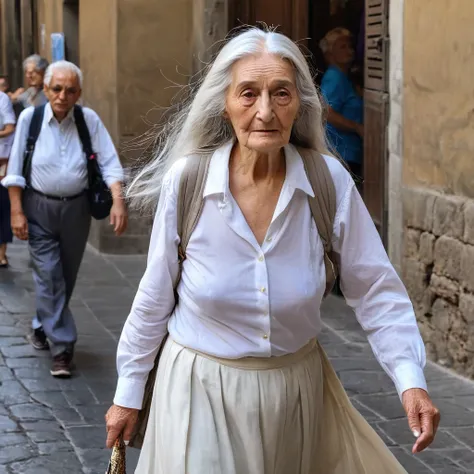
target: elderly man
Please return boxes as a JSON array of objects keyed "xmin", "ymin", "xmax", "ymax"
[
  {"xmin": 2, "ymin": 60, "xmax": 127, "ymax": 377},
  {"xmin": 10, "ymin": 54, "xmax": 49, "ymax": 110}
]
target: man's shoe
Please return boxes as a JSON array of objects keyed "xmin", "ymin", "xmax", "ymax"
[
  {"xmin": 27, "ymin": 328, "xmax": 49, "ymax": 350},
  {"xmin": 50, "ymin": 351, "xmax": 72, "ymax": 378}
]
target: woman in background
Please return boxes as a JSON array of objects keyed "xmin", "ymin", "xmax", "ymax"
[{"xmin": 320, "ymin": 28, "xmax": 364, "ymax": 180}]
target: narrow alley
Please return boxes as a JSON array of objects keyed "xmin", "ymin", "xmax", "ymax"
[{"xmin": 0, "ymin": 241, "xmax": 474, "ymax": 473}]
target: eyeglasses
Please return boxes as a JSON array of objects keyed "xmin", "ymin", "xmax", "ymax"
[{"xmin": 49, "ymin": 85, "xmax": 79, "ymax": 95}]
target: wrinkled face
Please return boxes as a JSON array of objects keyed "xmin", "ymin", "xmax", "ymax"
[
  {"xmin": 30, "ymin": 68, "xmax": 45, "ymax": 88},
  {"xmin": 24, "ymin": 63, "xmax": 36, "ymax": 86},
  {"xmin": 44, "ymin": 71, "xmax": 82, "ymax": 118},
  {"xmin": 225, "ymin": 53, "xmax": 300, "ymax": 154},
  {"xmin": 0, "ymin": 78, "xmax": 8, "ymax": 93},
  {"xmin": 329, "ymin": 36, "xmax": 354, "ymax": 66}
]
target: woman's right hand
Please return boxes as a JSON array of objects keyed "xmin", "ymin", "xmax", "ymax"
[
  {"xmin": 355, "ymin": 123, "xmax": 364, "ymax": 138},
  {"xmin": 11, "ymin": 212, "xmax": 28, "ymax": 240},
  {"xmin": 105, "ymin": 404, "xmax": 139, "ymax": 449}
]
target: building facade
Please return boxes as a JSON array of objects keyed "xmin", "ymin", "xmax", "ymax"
[
  {"xmin": 400, "ymin": 0, "xmax": 474, "ymax": 378},
  {"xmin": 2, "ymin": 1, "xmax": 473, "ymax": 379}
]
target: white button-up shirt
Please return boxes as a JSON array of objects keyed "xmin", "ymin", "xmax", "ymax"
[
  {"xmin": 115, "ymin": 142, "xmax": 427, "ymax": 409},
  {"xmin": 0, "ymin": 91, "xmax": 16, "ymax": 158},
  {"xmin": 2, "ymin": 103, "xmax": 123, "ymax": 196}
]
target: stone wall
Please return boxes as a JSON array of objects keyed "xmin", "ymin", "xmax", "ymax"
[{"xmin": 402, "ymin": 187, "xmax": 474, "ymax": 377}]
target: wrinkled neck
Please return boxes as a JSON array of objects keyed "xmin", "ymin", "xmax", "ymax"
[{"xmin": 231, "ymin": 143, "xmax": 286, "ymax": 184}]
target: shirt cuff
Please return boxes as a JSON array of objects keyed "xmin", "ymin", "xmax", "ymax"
[
  {"xmin": 114, "ymin": 376, "xmax": 147, "ymax": 410},
  {"xmin": 1, "ymin": 175, "xmax": 26, "ymax": 188},
  {"xmin": 104, "ymin": 172, "xmax": 124, "ymax": 188},
  {"xmin": 392, "ymin": 362, "xmax": 428, "ymax": 400}
]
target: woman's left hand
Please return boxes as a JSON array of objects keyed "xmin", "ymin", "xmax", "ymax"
[
  {"xmin": 402, "ymin": 388, "xmax": 440, "ymax": 454},
  {"xmin": 109, "ymin": 198, "xmax": 128, "ymax": 236}
]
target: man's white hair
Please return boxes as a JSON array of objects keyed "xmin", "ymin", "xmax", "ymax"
[
  {"xmin": 128, "ymin": 26, "xmax": 332, "ymax": 211},
  {"xmin": 23, "ymin": 54, "xmax": 49, "ymax": 73},
  {"xmin": 44, "ymin": 61, "xmax": 83, "ymax": 88}
]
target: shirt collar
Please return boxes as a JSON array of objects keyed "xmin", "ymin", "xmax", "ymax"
[
  {"xmin": 203, "ymin": 141, "xmax": 315, "ymax": 199},
  {"xmin": 45, "ymin": 102, "xmax": 75, "ymax": 124}
]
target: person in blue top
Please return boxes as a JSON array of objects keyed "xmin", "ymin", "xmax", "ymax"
[{"xmin": 320, "ymin": 28, "xmax": 364, "ymax": 178}]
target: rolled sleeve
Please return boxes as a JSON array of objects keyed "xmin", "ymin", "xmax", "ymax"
[
  {"xmin": 332, "ymin": 179, "xmax": 427, "ymax": 400},
  {"xmin": 1, "ymin": 174, "xmax": 26, "ymax": 188},
  {"xmin": 85, "ymin": 108, "xmax": 124, "ymax": 187},
  {"xmin": 1, "ymin": 107, "xmax": 33, "ymax": 189}
]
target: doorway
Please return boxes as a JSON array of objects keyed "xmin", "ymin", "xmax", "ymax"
[{"xmin": 63, "ymin": 0, "xmax": 79, "ymax": 65}]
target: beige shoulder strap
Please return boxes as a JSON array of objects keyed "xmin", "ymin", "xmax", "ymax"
[
  {"xmin": 297, "ymin": 147, "xmax": 338, "ymax": 296},
  {"xmin": 176, "ymin": 154, "xmax": 212, "ymax": 264}
]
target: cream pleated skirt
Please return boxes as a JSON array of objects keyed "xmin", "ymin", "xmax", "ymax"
[{"xmin": 136, "ymin": 338, "xmax": 408, "ymax": 474}]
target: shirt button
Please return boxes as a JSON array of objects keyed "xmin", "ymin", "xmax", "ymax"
[
  {"xmin": 258, "ymin": 255, "xmax": 264, "ymax": 262},
  {"xmin": 263, "ymin": 334, "xmax": 268, "ymax": 339},
  {"xmin": 266, "ymin": 236, "xmax": 272, "ymax": 242},
  {"xmin": 260, "ymin": 287, "xmax": 266, "ymax": 293}
]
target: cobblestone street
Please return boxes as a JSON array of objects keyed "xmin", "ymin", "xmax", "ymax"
[{"xmin": 0, "ymin": 240, "xmax": 474, "ymax": 473}]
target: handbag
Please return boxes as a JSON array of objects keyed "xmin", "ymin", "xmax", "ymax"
[
  {"xmin": 73, "ymin": 105, "xmax": 113, "ymax": 220},
  {"xmin": 22, "ymin": 104, "xmax": 113, "ymax": 220},
  {"xmin": 128, "ymin": 147, "xmax": 338, "ymax": 448},
  {"xmin": 106, "ymin": 438, "xmax": 126, "ymax": 474}
]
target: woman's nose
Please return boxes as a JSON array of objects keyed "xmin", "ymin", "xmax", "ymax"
[{"xmin": 256, "ymin": 93, "xmax": 274, "ymax": 122}]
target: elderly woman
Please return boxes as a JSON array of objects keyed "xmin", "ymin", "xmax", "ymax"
[
  {"xmin": 106, "ymin": 28, "xmax": 439, "ymax": 473},
  {"xmin": 10, "ymin": 55, "xmax": 49, "ymax": 110},
  {"xmin": 320, "ymin": 28, "xmax": 364, "ymax": 179}
]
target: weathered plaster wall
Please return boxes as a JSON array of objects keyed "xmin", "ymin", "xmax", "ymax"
[
  {"xmin": 78, "ymin": 0, "xmax": 194, "ymax": 254},
  {"xmin": 403, "ymin": 0, "xmax": 474, "ymax": 196},
  {"xmin": 402, "ymin": 0, "xmax": 474, "ymax": 377}
]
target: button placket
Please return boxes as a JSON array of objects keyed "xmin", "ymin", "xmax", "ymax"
[{"xmin": 255, "ymin": 247, "xmax": 271, "ymax": 344}]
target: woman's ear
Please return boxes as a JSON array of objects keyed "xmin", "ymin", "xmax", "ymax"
[{"xmin": 223, "ymin": 109, "xmax": 229, "ymax": 119}]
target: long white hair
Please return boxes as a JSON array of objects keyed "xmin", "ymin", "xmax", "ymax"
[{"xmin": 127, "ymin": 27, "xmax": 331, "ymax": 210}]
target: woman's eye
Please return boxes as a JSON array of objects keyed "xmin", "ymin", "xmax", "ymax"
[
  {"xmin": 275, "ymin": 90, "xmax": 289, "ymax": 97},
  {"xmin": 242, "ymin": 91, "xmax": 255, "ymax": 99}
]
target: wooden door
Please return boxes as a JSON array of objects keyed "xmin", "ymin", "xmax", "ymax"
[
  {"xmin": 230, "ymin": 0, "xmax": 308, "ymax": 41},
  {"xmin": 363, "ymin": 0, "xmax": 390, "ymax": 243}
]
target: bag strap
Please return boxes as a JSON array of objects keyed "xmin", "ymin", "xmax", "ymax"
[
  {"xmin": 73, "ymin": 105, "xmax": 95, "ymax": 158},
  {"xmin": 23, "ymin": 104, "xmax": 46, "ymax": 185},
  {"xmin": 176, "ymin": 154, "xmax": 212, "ymax": 266},
  {"xmin": 297, "ymin": 147, "xmax": 338, "ymax": 296}
]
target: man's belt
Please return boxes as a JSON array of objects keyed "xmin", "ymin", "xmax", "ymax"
[{"xmin": 29, "ymin": 187, "xmax": 86, "ymax": 202}]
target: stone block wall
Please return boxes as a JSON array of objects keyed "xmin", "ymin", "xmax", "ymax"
[{"xmin": 402, "ymin": 187, "xmax": 474, "ymax": 378}]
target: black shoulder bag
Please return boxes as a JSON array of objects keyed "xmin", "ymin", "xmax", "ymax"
[{"xmin": 73, "ymin": 105, "xmax": 113, "ymax": 220}]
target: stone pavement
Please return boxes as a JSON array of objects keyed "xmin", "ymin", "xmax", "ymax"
[{"xmin": 0, "ymin": 240, "xmax": 474, "ymax": 473}]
